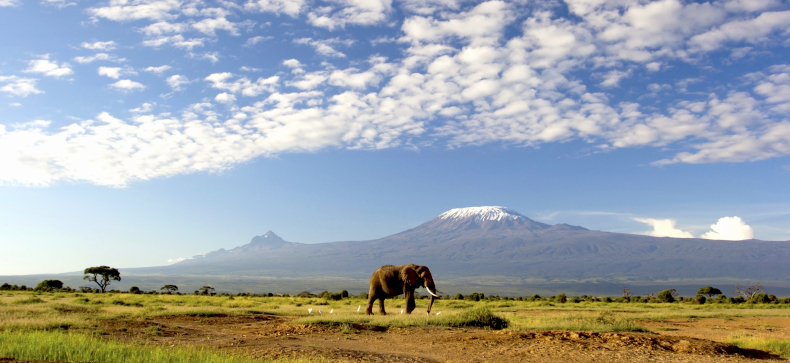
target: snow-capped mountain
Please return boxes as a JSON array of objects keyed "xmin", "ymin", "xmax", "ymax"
[{"xmin": 131, "ymin": 206, "xmax": 790, "ymax": 285}]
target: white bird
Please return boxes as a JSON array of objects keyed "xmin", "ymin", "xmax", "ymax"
[
  {"xmin": 308, "ymin": 308, "xmax": 312, "ymax": 314},
  {"xmin": 400, "ymin": 309, "xmax": 404, "ymax": 314},
  {"xmin": 330, "ymin": 309, "xmax": 333, "ymax": 314},
  {"xmin": 436, "ymin": 312, "xmax": 441, "ymax": 316},
  {"xmin": 357, "ymin": 305, "xmax": 361, "ymax": 312},
  {"xmin": 319, "ymin": 310, "xmax": 323, "ymax": 314}
]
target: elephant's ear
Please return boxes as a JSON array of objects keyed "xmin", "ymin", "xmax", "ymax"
[{"xmin": 401, "ymin": 265, "xmax": 418, "ymax": 286}]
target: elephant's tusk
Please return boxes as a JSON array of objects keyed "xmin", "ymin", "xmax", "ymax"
[{"xmin": 425, "ymin": 287, "xmax": 440, "ymax": 297}]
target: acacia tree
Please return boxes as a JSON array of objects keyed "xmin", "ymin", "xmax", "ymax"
[
  {"xmin": 160, "ymin": 284, "xmax": 178, "ymax": 293},
  {"xmin": 83, "ymin": 266, "xmax": 121, "ymax": 293},
  {"xmin": 734, "ymin": 283, "xmax": 764, "ymax": 299},
  {"xmin": 697, "ymin": 286, "xmax": 723, "ymax": 298},
  {"xmin": 199, "ymin": 286, "xmax": 215, "ymax": 295},
  {"xmin": 35, "ymin": 280, "xmax": 63, "ymax": 291}
]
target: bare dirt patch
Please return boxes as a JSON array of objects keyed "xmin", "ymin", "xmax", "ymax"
[{"xmin": 88, "ymin": 313, "xmax": 784, "ymax": 362}]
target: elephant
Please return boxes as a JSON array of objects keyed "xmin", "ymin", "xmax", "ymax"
[{"xmin": 366, "ymin": 264, "xmax": 440, "ymax": 315}]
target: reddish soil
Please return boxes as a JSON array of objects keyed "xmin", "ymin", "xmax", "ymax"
[{"xmin": 86, "ymin": 314, "xmax": 784, "ymax": 362}]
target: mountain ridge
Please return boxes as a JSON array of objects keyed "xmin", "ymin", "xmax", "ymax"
[{"xmin": 131, "ymin": 206, "xmax": 790, "ymax": 284}]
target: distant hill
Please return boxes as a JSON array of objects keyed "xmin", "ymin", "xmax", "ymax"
[{"xmin": 128, "ymin": 206, "xmax": 790, "ymax": 285}]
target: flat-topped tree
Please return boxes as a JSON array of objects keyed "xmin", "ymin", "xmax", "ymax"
[
  {"xmin": 83, "ymin": 266, "xmax": 121, "ymax": 293},
  {"xmin": 697, "ymin": 286, "xmax": 723, "ymax": 298},
  {"xmin": 160, "ymin": 284, "xmax": 178, "ymax": 293}
]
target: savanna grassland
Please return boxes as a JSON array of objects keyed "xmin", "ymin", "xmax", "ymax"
[{"xmin": 2, "ymin": 290, "xmax": 790, "ymax": 362}]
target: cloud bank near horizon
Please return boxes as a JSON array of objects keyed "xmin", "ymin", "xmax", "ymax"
[
  {"xmin": 636, "ymin": 216, "xmax": 755, "ymax": 240},
  {"xmin": 1, "ymin": 0, "xmax": 790, "ymax": 187}
]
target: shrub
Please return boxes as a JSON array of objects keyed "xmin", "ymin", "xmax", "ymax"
[
  {"xmin": 694, "ymin": 295, "xmax": 707, "ymax": 304},
  {"xmin": 129, "ymin": 286, "xmax": 141, "ymax": 294},
  {"xmin": 454, "ymin": 293, "xmax": 464, "ymax": 300},
  {"xmin": 751, "ymin": 293, "xmax": 773, "ymax": 304},
  {"xmin": 657, "ymin": 289, "xmax": 676, "ymax": 303},
  {"xmin": 555, "ymin": 294, "xmax": 567, "ymax": 303},
  {"xmin": 438, "ymin": 307, "xmax": 508, "ymax": 330},
  {"xmin": 602, "ymin": 297, "xmax": 613, "ymax": 303}
]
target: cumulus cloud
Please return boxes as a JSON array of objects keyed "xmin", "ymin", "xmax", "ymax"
[
  {"xmin": 293, "ymin": 37, "xmax": 353, "ymax": 58},
  {"xmin": 143, "ymin": 65, "xmax": 172, "ymax": 74},
  {"xmin": 0, "ymin": 76, "xmax": 42, "ymax": 97},
  {"xmin": 98, "ymin": 66, "xmax": 136, "ymax": 79},
  {"xmin": 0, "ymin": 0, "xmax": 19, "ymax": 7},
  {"xmin": 73, "ymin": 53, "xmax": 124, "ymax": 64},
  {"xmin": 702, "ymin": 216, "xmax": 755, "ymax": 240},
  {"xmin": 167, "ymin": 257, "xmax": 186, "ymax": 264},
  {"xmin": 109, "ymin": 79, "xmax": 145, "ymax": 91},
  {"xmin": 307, "ymin": 0, "xmax": 392, "ymax": 30},
  {"xmin": 4, "ymin": 0, "xmax": 790, "ymax": 188},
  {"xmin": 244, "ymin": 35, "xmax": 272, "ymax": 47},
  {"xmin": 129, "ymin": 102, "xmax": 155, "ymax": 113},
  {"xmin": 634, "ymin": 218, "xmax": 694, "ymax": 238},
  {"xmin": 81, "ymin": 41, "xmax": 117, "ymax": 50},
  {"xmin": 142, "ymin": 35, "xmax": 205, "ymax": 50},
  {"xmin": 24, "ymin": 55, "xmax": 73, "ymax": 78},
  {"xmin": 244, "ymin": 0, "xmax": 305, "ymax": 17},
  {"xmin": 88, "ymin": 0, "xmax": 182, "ymax": 22},
  {"xmin": 166, "ymin": 74, "xmax": 189, "ymax": 91}
]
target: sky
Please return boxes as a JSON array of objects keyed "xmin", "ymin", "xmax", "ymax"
[{"xmin": 1, "ymin": 0, "xmax": 789, "ymax": 275}]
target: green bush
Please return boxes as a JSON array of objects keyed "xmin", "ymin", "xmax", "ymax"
[
  {"xmin": 555, "ymin": 294, "xmax": 567, "ymax": 303},
  {"xmin": 657, "ymin": 289, "xmax": 676, "ymax": 303},
  {"xmin": 694, "ymin": 295, "xmax": 707, "ymax": 304},
  {"xmin": 129, "ymin": 286, "xmax": 141, "ymax": 294},
  {"xmin": 436, "ymin": 307, "xmax": 508, "ymax": 330}
]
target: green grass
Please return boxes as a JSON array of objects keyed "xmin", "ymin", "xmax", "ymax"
[
  {"xmin": 0, "ymin": 330, "xmax": 261, "ymax": 363},
  {"xmin": 505, "ymin": 310, "xmax": 648, "ymax": 332},
  {"xmin": 727, "ymin": 334, "xmax": 790, "ymax": 358}
]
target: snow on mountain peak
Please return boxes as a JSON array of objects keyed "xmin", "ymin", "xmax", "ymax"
[{"xmin": 438, "ymin": 206, "xmax": 527, "ymax": 222}]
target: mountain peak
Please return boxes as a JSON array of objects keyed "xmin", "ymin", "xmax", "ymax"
[
  {"xmin": 438, "ymin": 206, "xmax": 527, "ymax": 222},
  {"xmin": 251, "ymin": 230, "xmax": 285, "ymax": 245}
]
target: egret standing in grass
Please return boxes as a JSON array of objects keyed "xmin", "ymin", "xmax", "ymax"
[
  {"xmin": 330, "ymin": 309, "xmax": 333, "ymax": 314},
  {"xmin": 308, "ymin": 308, "xmax": 312, "ymax": 314},
  {"xmin": 357, "ymin": 305, "xmax": 361, "ymax": 312}
]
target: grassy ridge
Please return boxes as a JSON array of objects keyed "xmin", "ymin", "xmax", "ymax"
[
  {"xmin": 0, "ymin": 330, "xmax": 262, "ymax": 363},
  {"xmin": 727, "ymin": 334, "xmax": 790, "ymax": 358}
]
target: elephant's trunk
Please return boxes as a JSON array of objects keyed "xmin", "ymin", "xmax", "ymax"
[{"xmin": 427, "ymin": 295, "xmax": 435, "ymax": 314}]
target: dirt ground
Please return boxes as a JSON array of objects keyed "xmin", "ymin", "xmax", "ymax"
[{"xmin": 81, "ymin": 312, "xmax": 787, "ymax": 363}]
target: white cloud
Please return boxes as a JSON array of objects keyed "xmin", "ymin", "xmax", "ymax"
[
  {"xmin": 139, "ymin": 21, "xmax": 188, "ymax": 36},
  {"xmin": 98, "ymin": 66, "xmax": 136, "ymax": 79},
  {"xmin": 215, "ymin": 92, "xmax": 236, "ymax": 104},
  {"xmin": 689, "ymin": 10, "xmax": 790, "ymax": 52},
  {"xmin": 0, "ymin": 0, "xmax": 19, "ymax": 7},
  {"xmin": 9, "ymin": 102, "xmax": 22, "ymax": 107},
  {"xmin": 599, "ymin": 69, "xmax": 632, "ymax": 88},
  {"xmin": 293, "ymin": 37, "xmax": 353, "ymax": 58},
  {"xmin": 244, "ymin": 36, "xmax": 272, "ymax": 47},
  {"xmin": 701, "ymin": 216, "xmax": 754, "ymax": 240},
  {"xmin": 143, "ymin": 65, "xmax": 172, "ymax": 74},
  {"xmin": 189, "ymin": 51, "xmax": 219, "ymax": 63},
  {"xmin": 306, "ymin": 0, "xmax": 392, "ymax": 30},
  {"xmin": 24, "ymin": 55, "xmax": 73, "ymax": 78},
  {"xmin": 0, "ymin": 76, "xmax": 43, "ymax": 97},
  {"xmin": 89, "ymin": 0, "xmax": 182, "ymax": 22},
  {"xmin": 73, "ymin": 53, "xmax": 124, "ymax": 64},
  {"xmin": 166, "ymin": 74, "xmax": 189, "ymax": 91},
  {"xmin": 142, "ymin": 35, "xmax": 205, "ymax": 50},
  {"xmin": 634, "ymin": 218, "xmax": 694, "ymax": 238},
  {"xmin": 110, "ymin": 79, "xmax": 145, "ymax": 91},
  {"xmin": 81, "ymin": 41, "xmax": 117, "ymax": 51},
  {"xmin": 240, "ymin": 66, "xmax": 262, "ymax": 72},
  {"xmin": 204, "ymin": 72, "xmax": 279, "ymax": 96},
  {"xmin": 129, "ymin": 102, "xmax": 155, "ymax": 113},
  {"xmin": 167, "ymin": 257, "xmax": 186, "ymax": 263},
  {"xmin": 192, "ymin": 17, "xmax": 240, "ymax": 36},
  {"xmin": 244, "ymin": 0, "xmax": 305, "ymax": 17}
]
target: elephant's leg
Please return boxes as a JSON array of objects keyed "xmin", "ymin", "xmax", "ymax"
[
  {"xmin": 405, "ymin": 289, "xmax": 416, "ymax": 314},
  {"xmin": 366, "ymin": 294, "xmax": 376, "ymax": 315},
  {"xmin": 378, "ymin": 296, "xmax": 387, "ymax": 315}
]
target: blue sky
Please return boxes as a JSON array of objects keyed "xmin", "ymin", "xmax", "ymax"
[{"xmin": 1, "ymin": 0, "xmax": 789, "ymax": 275}]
